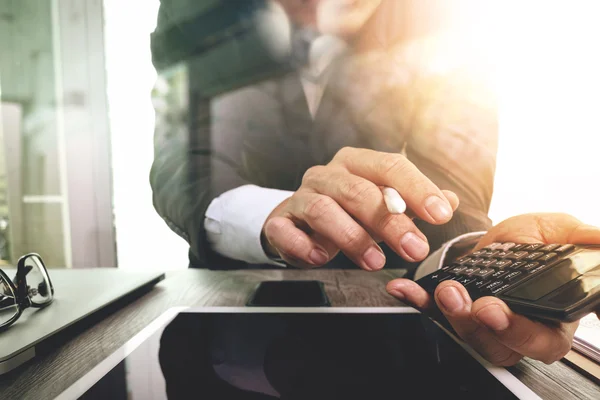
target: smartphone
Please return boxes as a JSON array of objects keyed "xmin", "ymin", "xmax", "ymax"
[
  {"xmin": 246, "ymin": 280, "xmax": 331, "ymax": 307},
  {"xmin": 416, "ymin": 243, "xmax": 600, "ymax": 322}
]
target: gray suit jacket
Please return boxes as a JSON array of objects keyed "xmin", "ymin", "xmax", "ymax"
[{"xmin": 149, "ymin": 1, "xmax": 498, "ymax": 272}]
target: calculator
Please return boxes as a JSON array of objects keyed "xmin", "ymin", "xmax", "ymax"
[{"xmin": 416, "ymin": 243, "xmax": 600, "ymax": 322}]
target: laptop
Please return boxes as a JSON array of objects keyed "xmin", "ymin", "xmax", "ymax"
[
  {"xmin": 55, "ymin": 307, "xmax": 543, "ymax": 400},
  {"xmin": 0, "ymin": 268, "xmax": 164, "ymax": 375}
]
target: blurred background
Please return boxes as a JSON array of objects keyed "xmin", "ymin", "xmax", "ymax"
[{"xmin": 0, "ymin": 0, "xmax": 598, "ymax": 270}]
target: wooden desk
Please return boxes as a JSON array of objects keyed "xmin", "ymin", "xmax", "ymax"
[{"xmin": 0, "ymin": 269, "xmax": 598, "ymax": 399}]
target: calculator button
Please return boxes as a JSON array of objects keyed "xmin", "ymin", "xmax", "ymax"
[
  {"xmin": 490, "ymin": 270, "xmax": 509, "ymax": 280},
  {"xmin": 538, "ymin": 252, "xmax": 558, "ymax": 262},
  {"xmin": 539, "ymin": 244, "xmax": 561, "ymax": 252},
  {"xmin": 506, "ymin": 251, "xmax": 529, "ymax": 260},
  {"xmin": 490, "ymin": 282, "xmax": 512, "ymax": 295},
  {"xmin": 466, "ymin": 258, "xmax": 484, "ymax": 267},
  {"xmin": 467, "ymin": 280, "xmax": 490, "ymax": 298},
  {"xmin": 505, "ymin": 270, "xmax": 524, "ymax": 282},
  {"xmin": 482, "ymin": 280, "xmax": 505, "ymax": 293},
  {"xmin": 498, "ymin": 243, "xmax": 516, "ymax": 251},
  {"xmin": 491, "ymin": 259, "xmax": 512, "ymax": 269},
  {"xmin": 521, "ymin": 262, "xmax": 540, "ymax": 271},
  {"xmin": 554, "ymin": 244, "xmax": 575, "ymax": 253},
  {"xmin": 455, "ymin": 256, "xmax": 472, "ymax": 265},
  {"xmin": 441, "ymin": 265, "xmax": 452, "ymax": 271},
  {"xmin": 510, "ymin": 244, "xmax": 527, "ymax": 251},
  {"xmin": 449, "ymin": 266, "xmax": 468, "ymax": 274},
  {"xmin": 481, "ymin": 250, "xmax": 500, "ymax": 258},
  {"xmin": 476, "ymin": 258, "xmax": 496, "ymax": 268},
  {"xmin": 510, "ymin": 261, "xmax": 528, "ymax": 270},
  {"xmin": 418, "ymin": 273, "xmax": 450, "ymax": 292},
  {"xmin": 456, "ymin": 276, "xmax": 477, "ymax": 286},
  {"xmin": 527, "ymin": 264, "xmax": 550, "ymax": 275},
  {"xmin": 484, "ymin": 243, "xmax": 503, "ymax": 250},
  {"xmin": 474, "ymin": 268, "xmax": 495, "ymax": 278},
  {"xmin": 462, "ymin": 267, "xmax": 480, "ymax": 276},
  {"xmin": 471, "ymin": 249, "xmax": 488, "ymax": 257},
  {"xmin": 527, "ymin": 263, "xmax": 550, "ymax": 275},
  {"xmin": 525, "ymin": 252, "xmax": 544, "ymax": 261},
  {"xmin": 494, "ymin": 251, "xmax": 513, "ymax": 258},
  {"xmin": 522, "ymin": 244, "xmax": 544, "ymax": 251},
  {"xmin": 467, "ymin": 279, "xmax": 487, "ymax": 288}
]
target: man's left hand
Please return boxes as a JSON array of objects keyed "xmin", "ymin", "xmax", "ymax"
[{"xmin": 386, "ymin": 213, "xmax": 600, "ymax": 366}]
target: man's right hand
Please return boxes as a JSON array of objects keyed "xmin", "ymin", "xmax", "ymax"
[{"xmin": 261, "ymin": 147, "xmax": 459, "ymax": 270}]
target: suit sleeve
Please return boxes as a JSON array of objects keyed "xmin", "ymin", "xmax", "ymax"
[
  {"xmin": 149, "ymin": 1, "xmax": 249, "ymax": 266},
  {"xmin": 149, "ymin": 1, "xmax": 305, "ymax": 266}
]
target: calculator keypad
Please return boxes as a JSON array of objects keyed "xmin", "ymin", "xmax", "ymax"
[{"xmin": 416, "ymin": 242, "xmax": 578, "ymax": 301}]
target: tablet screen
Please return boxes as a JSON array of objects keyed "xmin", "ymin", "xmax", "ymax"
[{"xmin": 61, "ymin": 309, "xmax": 535, "ymax": 400}]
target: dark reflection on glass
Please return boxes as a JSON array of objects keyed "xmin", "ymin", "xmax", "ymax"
[{"xmin": 80, "ymin": 313, "xmax": 521, "ymax": 399}]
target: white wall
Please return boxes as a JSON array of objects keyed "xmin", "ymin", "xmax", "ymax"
[
  {"xmin": 489, "ymin": 2, "xmax": 600, "ymax": 227},
  {"xmin": 103, "ymin": 0, "xmax": 189, "ymax": 270}
]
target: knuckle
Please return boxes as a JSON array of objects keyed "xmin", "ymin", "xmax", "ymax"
[
  {"xmin": 559, "ymin": 340, "xmax": 572, "ymax": 359},
  {"xmin": 334, "ymin": 146, "xmax": 354, "ymax": 161},
  {"xmin": 512, "ymin": 330, "xmax": 536, "ymax": 351},
  {"xmin": 303, "ymin": 195, "xmax": 336, "ymax": 220},
  {"xmin": 541, "ymin": 354, "xmax": 559, "ymax": 365},
  {"xmin": 341, "ymin": 225, "xmax": 366, "ymax": 248},
  {"xmin": 285, "ymin": 232, "xmax": 305, "ymax": 255},
  {"xmin": 376, "ymin": 212, "xmax": 410, "ymax": 237},
  {"xmin": 264, "ymin": 218, "xmax": 286, "ymax": 237},
  {"xmin": 302, "ymin": 165, "xmax": 326, "ymax": 186},
  {"xmin": 377, "ymin": 212, "xmax": 397, "ymax": 233},
  {"xmin": 379, "ymin": 153, "xmax": 409, "ymax": 176},
  {"xmin": 342, "ymin": 179, "xmax": 376, "ymax": 205}
]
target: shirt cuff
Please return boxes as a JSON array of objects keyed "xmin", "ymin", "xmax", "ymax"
[
  {"xmin": 204, "ymin": 185, "xmax": 293, "ymax": 266},
  {"xmin": 413, "ymin": 231, "xmax": 487, "ymax": 281}
]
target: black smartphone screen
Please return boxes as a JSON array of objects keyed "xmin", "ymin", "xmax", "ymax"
[{"xmin": 246, "ymin": 281, "xmax": 330, "ymax": 307}]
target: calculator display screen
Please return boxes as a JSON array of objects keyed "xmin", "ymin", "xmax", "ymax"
[{"xmin": 505, "ymin": 250, "xmax": 600, "ymax": 301}]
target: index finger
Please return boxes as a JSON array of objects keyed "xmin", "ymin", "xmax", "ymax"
[{"xmin": 333, "ymin": 147, "xmax": 454, "ymax": 225}]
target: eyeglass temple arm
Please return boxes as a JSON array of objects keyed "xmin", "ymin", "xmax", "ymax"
[{"xmin": 13, "ymin": 265, "xmax": 33, "ymax": 300}]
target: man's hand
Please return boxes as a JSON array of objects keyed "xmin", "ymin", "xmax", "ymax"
[
  {"xmin": 387, "ymin": 213, "xmax": 600, "ymax": 365},
  {"xmin": 262, "ymin": 147, "xmax": 459, "ymax": 270}
]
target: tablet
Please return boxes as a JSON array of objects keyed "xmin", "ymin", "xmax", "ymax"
[{"xmin": 55, "ymin": 307, "xmax": 542, "ymax": 400}]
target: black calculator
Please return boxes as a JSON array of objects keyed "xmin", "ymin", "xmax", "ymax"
[{"xmin": 416, "ymin": 243, "xmax": 600, "ymax": 322}]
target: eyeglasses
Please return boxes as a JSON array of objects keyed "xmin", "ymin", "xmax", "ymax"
[{"xmin": 0, "ymin": 253, "xmax": 54, "ymax": 330}]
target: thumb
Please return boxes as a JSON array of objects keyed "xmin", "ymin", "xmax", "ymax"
[{"xmin": 568, "ymin": 224, "xmax": 600, "ymax": 244}]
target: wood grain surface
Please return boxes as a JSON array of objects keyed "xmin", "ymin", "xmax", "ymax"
[{"xmin": 0, "ymin": 269, "xmax": 598, "ymax": 400}]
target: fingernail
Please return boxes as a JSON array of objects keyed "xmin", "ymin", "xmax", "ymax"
[
  {"xmin": 400, "ymin": 232, "xmax": 429, "ymax": 260},
  {"xmin": 363, "ymin": 246, "xmax": 386, "ymax": 270},
  {"xmin": 309, "ymin": 248, "xmax": 329, "ymax": 265},
  {"xmin": 438, "ymin": 286, "xmax": 464, "ymax": 313},
  {"xmin": 476, "ymin": 305, "xmax": 510, "ymax": 331},
  {"xmin": 425, "ymin": 196, "xmax": 453, "ymax": 222}
]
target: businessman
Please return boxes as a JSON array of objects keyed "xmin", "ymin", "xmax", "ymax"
[
  {"xmin": 150, "ymin": 0, "xmax": 496, "ymax": 272},
  {"xmin": 150, "ymin": 0, "xmax": 599, "ymax": 372}
]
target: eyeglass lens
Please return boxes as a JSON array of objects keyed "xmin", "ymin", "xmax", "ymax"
[
  {"xmin": 23, "ymin": 255, "xmax": 53, "ymax": 306},
  {"xmin": 0, "ymin": 275, "xmax": 18, "ymax": 326}
]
